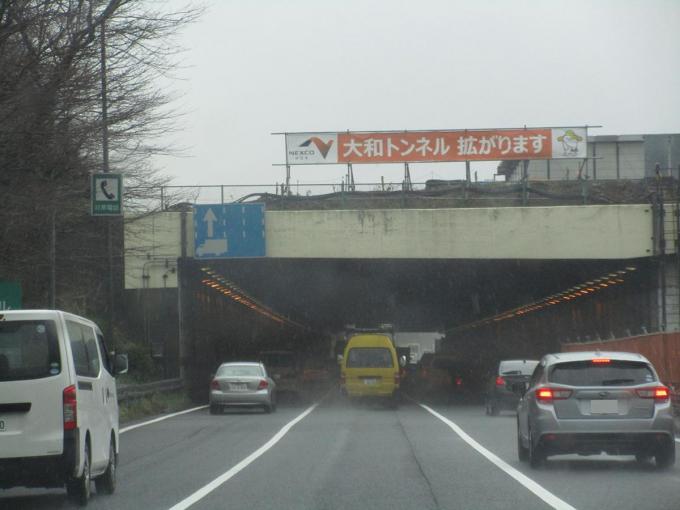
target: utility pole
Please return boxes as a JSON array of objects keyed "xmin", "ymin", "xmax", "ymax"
[{"xmin": 101, "ymin": 20, "xmax": 115, "ymax": 348}]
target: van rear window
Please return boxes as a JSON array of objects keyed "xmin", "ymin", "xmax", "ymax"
[
  {"xmin": 347, "ymin": 348, "xmax": 393, "ymax": 368},
  {"xmin": 0, "ymin": 321, "xmax": 61, "ymax": 381}
]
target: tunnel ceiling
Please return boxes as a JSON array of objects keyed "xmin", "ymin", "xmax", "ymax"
[{"xmin": 190, "ymin": 258, "xmax": 647, "ymax": 333}]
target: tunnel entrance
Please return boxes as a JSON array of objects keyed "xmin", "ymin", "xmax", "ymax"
[{"xmin": 178, "ymin": 256, "xmax": 654, "ymax": 398}]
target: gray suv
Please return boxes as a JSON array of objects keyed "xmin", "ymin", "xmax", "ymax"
[{"xmin": 517, "ymin": 351, "xmax": 675, "ymax": 469}]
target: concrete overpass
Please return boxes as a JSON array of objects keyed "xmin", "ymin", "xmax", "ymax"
[{"xmin": 125, "ymin": 203, "xmax": 660, "ymax": 290}]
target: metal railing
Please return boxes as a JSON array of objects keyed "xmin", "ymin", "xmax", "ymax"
[{"xmin": 117, "ymin": 378, "xmax": 184, "ymax": 403}]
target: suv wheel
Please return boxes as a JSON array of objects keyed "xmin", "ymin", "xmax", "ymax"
[
  {"xmin": 95, "ymin": 439, "xmax": 117, "ymax": 495},
  {"xmin": 517, "ymin": 421, "xmax": 529, "ymax": 462},
  {"xmin": 528, "ymin": 429, "xmax": 544, "ymax": 469},
  {"xmin": 655, "ymin": 441, "xmax": 676, "ymax": 469},
  {"xmin": 67, "ymin": 441, "xmax": 91, "ymax": 506}
]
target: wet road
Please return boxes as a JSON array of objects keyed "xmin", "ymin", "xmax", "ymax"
[{"xmin": 2, "ymin": 393, "xmax": 679, "ymax": 510}]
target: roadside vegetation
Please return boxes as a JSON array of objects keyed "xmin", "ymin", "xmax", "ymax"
[{"xmin": 119, "ymin": 389, "xmax": 194, "ymax": 424}]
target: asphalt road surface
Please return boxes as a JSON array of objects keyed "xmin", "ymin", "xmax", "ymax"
[{"xmin": 2, "ymin": 393, "xmax": 679, "ymax": 510}]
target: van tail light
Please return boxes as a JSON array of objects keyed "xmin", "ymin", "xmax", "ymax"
[
  {"xmin": 210, "ymin": 379, "xmax": 219, "ymax": 390},
  {"xmin": 340, "ymin": 373, "xmax": 346, "ymax": 386},
  {"xmin": 257, "ymin": 379, "xmax": 269, "ymax": 390},
  {"xmin": 394, "ymin": 373, "xmax": 401, "ymax": 385},
  {"xmin": 535, "ymin": 387, "xmax": 572, "ymax": 403},
  {"xmin": 422, "ymin": 369, "xmax": 428, "ymax": 378},
  {"xmin": 636, "ymin": 386, "xmax": 669, "ymax": 402},
  {"xmin": 495, "ymin": 376, "xmax": 505, "ymax": 387},
  {"xmin": 63, "ymin": 385, "xmax": 77, "ymax": 431}
]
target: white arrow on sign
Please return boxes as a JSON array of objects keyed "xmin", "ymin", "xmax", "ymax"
[{"xmin": 203, "ymin": 208, "xmax": 217, "ymax": 238}]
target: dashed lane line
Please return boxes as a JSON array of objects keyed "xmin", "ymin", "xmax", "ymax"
[{"xmin": 167, "ymin": 403, "xmax": 319, "ymax": 510}]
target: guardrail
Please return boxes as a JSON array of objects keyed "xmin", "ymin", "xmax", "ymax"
[{"xmin": 117, "ymin": 378, "xmax": 184, "ymax": 403}]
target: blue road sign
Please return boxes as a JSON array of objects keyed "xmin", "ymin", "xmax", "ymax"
[{"xmin": 193, "ymin": 203, "xmax": 266, "ymax": 259}]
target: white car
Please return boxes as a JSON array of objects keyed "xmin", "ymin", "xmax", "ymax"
[{"xmin": 0, "ymin": 310, "xmax": 128, "ymax": 505}]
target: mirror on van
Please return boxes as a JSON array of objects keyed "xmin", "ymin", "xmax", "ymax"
[
  {"xmin": 399, "ymin": 355, "xmax": 407, "ymax": 368},
  {"xmin": 114, "ymin": 353, "xmax": 129, "ymax": 375}
]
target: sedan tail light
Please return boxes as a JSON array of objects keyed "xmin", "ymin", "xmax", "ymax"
[
  {"xmin": 535, "ymin": 387, "xmax": 572, "ymax": 402},
  {"xmin": 495, "ymin": 376, "xmax": 505, "ymax": 387},
  {"xmin": 63, "ymin": 385, "xmax": 77, "ymax": 431},
  {"xmin": 210, "ymin": 379, "xmax": 219, "ymax": 390},
  {"xmin": 636, "ymin": 386, "xmax": 669, "ymax": 402},
  {"xmin": 257, "ymin": 379, "xmax": 269, "ymax": 390}
]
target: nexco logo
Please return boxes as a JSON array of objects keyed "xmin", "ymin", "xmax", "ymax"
[{"xmin": 288, "ymin": 137, "xmax": 334, "ymax": 159}]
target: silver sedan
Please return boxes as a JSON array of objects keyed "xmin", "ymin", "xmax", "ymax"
[{"xmin": 209, "ymin": 362, "xmax": 277, "ymax": 414}]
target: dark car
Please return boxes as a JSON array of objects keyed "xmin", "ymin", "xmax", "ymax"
[
  {"xmin": 414, "ymin": 352, "xmax": 471, "ymax": 403},
  {"xmin": 258, "ymin": 350, "xmax": 301, "ymax": 396},
  {"xmin": 485, "ymin": 359, "xmax": 539, "ymax": 415}
]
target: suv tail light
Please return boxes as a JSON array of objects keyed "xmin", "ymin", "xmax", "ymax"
[
  {"xmin": 535, "ymin": 387, "xmax": 572, "ymax": 402},
  {"xmin": 63, "ymin": 385, "xmax": 77, "ymax": 431},
  {"xmin": 636, "ymin": 386, "xmax": 669, "ymax": 402},
  {"xmin": 210, "ymin": 379, "xmax": 219, "ymax": 390},
  {"xmin": 495, "ymin": 376, "xmax": 505, "ymax": 387},
  {"xmin": 257, "ymin": 379, "xmax": 269, "ymax": 390}
]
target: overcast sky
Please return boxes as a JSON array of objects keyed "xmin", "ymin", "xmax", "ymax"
[{"xmin": 154, "ymin": 0, "xmax": 680, "ymax": 197}]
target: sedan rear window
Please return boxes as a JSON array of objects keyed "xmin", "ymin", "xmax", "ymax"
[
  {"xmin": 0, "ymin": 320, "xmax": 61, "ymax": 381},
  {"xmin": 549, "ymin": 360, "xmax": 656, "ymax": 386},
  {"xmin": 217, "ymin": 365, "xmax": 263, "ymax": 377},
  {"xmin": 347, "ymin": 348, "xmax": 393, "ymax": 368}
]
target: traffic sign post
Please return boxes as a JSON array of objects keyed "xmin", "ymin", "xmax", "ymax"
[
  {"xmin": 91, "ymin": 173, "xmax": 123, "ymax": 216},
  {"xmin": 0, "ymin": 281, "xmax": 22, "ymax": 310},
  {"xmin": 193, "ymin": 203, "xmax": 266, "ymax": 259}
]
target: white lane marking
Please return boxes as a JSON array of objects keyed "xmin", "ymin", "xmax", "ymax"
[
  {"xmin": 167, "ymin": 403, "xmax": 318, "ymax": 510},
  {"xmin": 419, "ymin": 403, "xmax": 578, "ymax": 510},
  {"xmin": 120, "ymin": 406, "xmax": 209, "ymax": 434}
]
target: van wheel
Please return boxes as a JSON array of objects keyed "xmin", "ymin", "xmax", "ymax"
[
  {"xmin": 67, "ymin": 441, "xmax": 91, "ymax": 506},
  {"xmin": 95, "ymin": 439, "xmax": 117, "ymax": 495}
]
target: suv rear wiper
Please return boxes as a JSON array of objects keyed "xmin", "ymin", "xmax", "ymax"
[{"xmin": 601, "ymin": 378, "xmax": 636, "ymax": 386}]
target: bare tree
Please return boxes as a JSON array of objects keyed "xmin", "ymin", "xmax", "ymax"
[{"xmin": 0, "ymin": 0, "xmax": 201, "ymax": 310}]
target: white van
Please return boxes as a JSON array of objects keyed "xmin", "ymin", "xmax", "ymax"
[{"xmin": 0, "ymin": 310, "xmax": 127, "ymax": 505}]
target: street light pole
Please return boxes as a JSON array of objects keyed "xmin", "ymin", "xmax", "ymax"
[{"xmin": 101, "ymin": 20, "xmax": 115, "ymax": 348}]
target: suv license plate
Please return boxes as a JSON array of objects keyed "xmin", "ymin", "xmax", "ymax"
[{"xmin": 591, "ymin": 399, "xmax": 618, "ymax": 414}]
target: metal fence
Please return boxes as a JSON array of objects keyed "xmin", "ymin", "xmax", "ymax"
[{"xmin": 117, "ymin": 378, "xmax": 184, "ymax": 403}]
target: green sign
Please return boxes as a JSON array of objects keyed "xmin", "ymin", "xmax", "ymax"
[
  {"xmin": 91, "ymin": 173, "xmax": 123, "ymax": 216},
  {"xmin": 0, "ymin": 281, "xmax": 22, "ymax": 310}
]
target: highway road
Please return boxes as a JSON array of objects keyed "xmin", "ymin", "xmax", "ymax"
[{"xmin": 2, "ymin": 393, "xmax": 679, "ymax": 510}]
